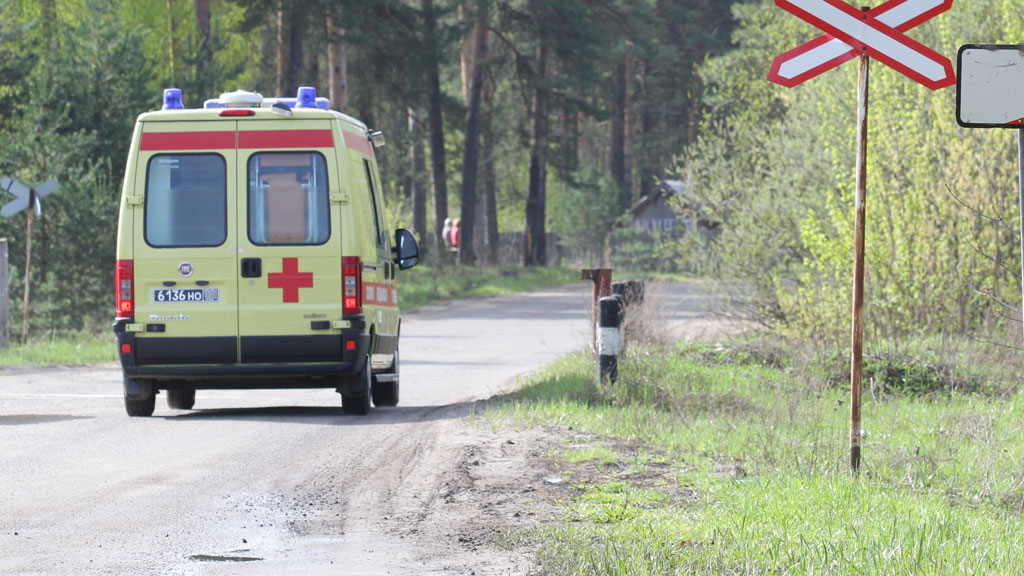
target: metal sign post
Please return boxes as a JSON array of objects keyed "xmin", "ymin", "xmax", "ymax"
[
  {"xmin": 850, "ymin": 53, "xmax": 869, "ymax": 471},
  {"xmin": 956, "ymin": 45, "xmax": 1024, "ymax": 344},
  {"xmin": 1019, "ymin": 130, "xmax": 1024, "ymax": 341},
  {"xmin": 0, "ymin": 238, "xmax": 8, "ymax": 350},
  {"xmin": 22, "ymin": 189, "xmax": 33, "ymax": 342},
  {"xmin": 770, "ymin": 0, "xmax": 955, "ymax": 473}
]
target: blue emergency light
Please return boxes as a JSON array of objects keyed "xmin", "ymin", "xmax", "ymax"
[
  {"xmin": 192, "ymin": 87, "xmax": 332, "ymax": 110},
  {"xmin": 297, "ymin": 86, "xmax": 317, "ymax": 108},
  {"xmin": 162, "ymin": 88, "xmax": 184, "ymax": 110}
]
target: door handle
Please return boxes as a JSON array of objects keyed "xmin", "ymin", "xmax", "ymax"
[{"xmin": 241, "ymin": 258, "xmax": 262, "ymax": 278}]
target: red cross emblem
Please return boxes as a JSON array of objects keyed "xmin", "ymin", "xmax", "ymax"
[{"xmin": 267, "ymin": 257, "xmax": 313, "ymax": 303}]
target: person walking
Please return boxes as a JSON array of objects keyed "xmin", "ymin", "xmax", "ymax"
[
  {"xmin": 441, "ymin": 217, "xmax": 453, "ymax": 250},
  {"xmin": 450, "ymin": 218, "xmax": 461, "ymax": 251}
]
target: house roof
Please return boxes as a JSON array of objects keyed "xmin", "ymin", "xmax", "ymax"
[{"xmin": 629, "ymin": 180, "xmax": 687, "ymax": 217}]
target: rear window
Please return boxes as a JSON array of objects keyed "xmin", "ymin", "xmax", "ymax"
[
  {"xmin": 145, "ymin": 154, "xmax": 227, "ymax": 248},
  {"xmin": 247, "ymin": 152, "xmax": 330, "ymax": 245}
]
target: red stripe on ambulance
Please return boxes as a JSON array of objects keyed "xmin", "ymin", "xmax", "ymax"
[
  {"xmin": 238, "ymin": 130, "xmax": 334, "ymax": 149},
  {"xmin": 140, "ymin": 131, "xmax": 236, "ymax": 151},
  {"xmin": 343, "ymin": 131, "xmax": 374, "ymax": 157}
]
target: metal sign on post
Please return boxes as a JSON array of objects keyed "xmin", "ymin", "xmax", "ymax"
[
  {"xmin": 956, "ymin": 44, "xmax": 1024, "ymax": 345},
  {"xmin": 0, "ymin": 176, "xmax": 58, "ymax": 342},
  {"xmin": 769, "ymin": 0, "xmax": 955, "ymax": 473}
]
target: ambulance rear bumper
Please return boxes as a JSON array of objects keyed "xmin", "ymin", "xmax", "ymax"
[{"xmin": 113, "ymin": 318, "xmax": 370, "ymax": 383}]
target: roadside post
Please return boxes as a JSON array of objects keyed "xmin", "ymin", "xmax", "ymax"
[
  {"xmin": 0, "ymin": 176, "xmax": 58, "ymax": 342},
  {"xmin": 956, "ymin": 45, "xmax": 1024, "ymax": 343},
  {"xmin": 581, "ymin": 268, "xmax": 613, "ymax": 351},
  {"xmin": 598, "ymin": 296, "xmax": 623, "ymax": 384},
  {"xmin": 769, "ymin": 0, "xmax": 955, "ymax": 473}
]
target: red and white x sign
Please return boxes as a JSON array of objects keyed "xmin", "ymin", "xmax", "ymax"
[{"xmin": 768, "ymin": 0, "xmax": 955, "ymax": 90}]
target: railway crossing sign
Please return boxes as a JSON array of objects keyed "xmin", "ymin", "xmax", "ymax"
[
  {"xmin": 0, "ymin": 177, "xmax": 58, "ymax": 218},
  {"xmin": 768, "ymin": 0, "xmax": 955, "ymax": 473},
  {"xmin": 769, "ymin": 0, "xmax": 955, "ymax": 90},
  {"xmin": 0, "ymin": 175, "xmax": 58, "ymax": 343}
]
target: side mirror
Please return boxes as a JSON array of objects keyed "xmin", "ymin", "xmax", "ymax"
[{"xmin": 393, "ymin": 228, "xmax": 419, "ymax": 270}]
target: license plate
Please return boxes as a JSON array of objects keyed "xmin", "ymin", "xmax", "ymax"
[{"xmin": 153, "ymin": 288, "xmax": 220, "ymax": 303}]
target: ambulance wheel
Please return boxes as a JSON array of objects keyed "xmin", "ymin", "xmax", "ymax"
[
  {"xmin": 372, "ymin": 350, "xmax": 400, "ymax": 408},
  {"xmin": 167, "ymin": 387, "xmax": 196, "ymax": 410},
  {"xmin": 123, "ymin": 375, "xmax": 155, "ymax": 417},
  {"xmin": 342, "ymin": 355, "xmax": 371, "ymax": 416}
]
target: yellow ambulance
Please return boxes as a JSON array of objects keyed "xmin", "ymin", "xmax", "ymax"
[{"xmin": 113, "ymin": 87, "xmax": 419, "ymax": 417}]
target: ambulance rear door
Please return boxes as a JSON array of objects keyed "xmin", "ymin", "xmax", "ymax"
[
  {"xmin": 235, "ymin": 120, "xmax": 345, "ymax": 364},
  {"xmin": 131, "ymin": 122, "xmax": 240, "ymax": 365}
]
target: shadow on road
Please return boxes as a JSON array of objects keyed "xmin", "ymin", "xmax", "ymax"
[
  {"xmin": 162, "ymin": 400, "xmax": 485, "ymax": 426},
  {"xmin": 0, "ymin": 414, "xmax": 94, "ymax": 426}
]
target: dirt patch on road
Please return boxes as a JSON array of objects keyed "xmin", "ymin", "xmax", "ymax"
[{"xmin": 281, "ymin": 411, "xmax": 697, "ymax": 575}]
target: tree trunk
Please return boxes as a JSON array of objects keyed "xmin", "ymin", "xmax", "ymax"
[
  {"xmin": 326, "ymin": 8, "xmax": 349, "ymax": 113},
  {"xmin": 686, "ymin": 58, "xmax": 704, "ymax": 147},
  {"xmin": 524, "ymin": 38, "xmax": 550, "ymax": 267},
  {"xmin": 302, "ymin": 30, "xmax": 318, "ymax": 89},
  {"xmin": 458, "ymin": 0, "xmax": 489, "ymax": 266},
  {"xmin": 286, "ymin": 13, "xmax": 304, "ymax": 97},
  {"xmin": 422, "ymin": 0, "xmax": 449, "ymax": 259},
  {"xmin": 639, "ymin": 59, "xmax": 655, "ymax": 198},
  {"xmin": 194, "ymin": 0, "xmax": 212, "ymax": 97},
  {"xmin": 623, "ymin": 42, "xmax": 635, "ymax": 210},
  {"xmin": 482, "ymin": 71, "xmax": 498, "ymax": 265},
  {"xmin": 459, "ymin": 3, "xmax": 476, "ymax": 106},
  {"xmin": 408, "ymin": 108, "xmax": 429, "ymax": 249},
  {"xmin": 610, "ymin": 58, "xmax": 625, "ymax": 209},
  {"xmin": 167, "ymin": 0, "xmax": 178, "ymax": 87},
  {"xmin": 276, "ymin": 4, "xmax": 290, "ymax": 97}
]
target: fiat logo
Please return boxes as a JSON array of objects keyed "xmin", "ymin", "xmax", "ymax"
[{"xmin": 178, "ymin": 262, "xmax": 194, "ymax": 277}]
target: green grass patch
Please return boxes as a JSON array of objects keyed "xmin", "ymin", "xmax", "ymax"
[
  {"xmin": 0, "ymin": 333, "xmax": 116, "ymax": 365},
  {"xmin": 399, "ymin": 265, "xmax": 578, "ymax": 309},
  {"xmin": 486, "ymin": 336, "xmax": 1024, "ymax": 574},
  {"xmin": 562, "ymin": 446, "xmax": 620, "ymax": 467}
]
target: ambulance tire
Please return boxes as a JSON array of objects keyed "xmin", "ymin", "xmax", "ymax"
[
  {"xmin": 342, "ymin": 355, "xmax": 372, "ymax": 416},
  {"xmin": 167, "ymin": 387, "xmax": 196, "ymax": 410},
  {"xmin": 123, "ymin": 376, "xmax": 155, "ymax": 417},
  {"xmin": 371, "ymin": 350, "xmax": 400, "ymax": 407}
]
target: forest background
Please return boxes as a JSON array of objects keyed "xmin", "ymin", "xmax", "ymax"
[{"xmin": 0, "ymin": 0, "xmax": 1021, "ymax": 351}]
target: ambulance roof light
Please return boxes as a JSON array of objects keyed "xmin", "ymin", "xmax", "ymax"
[
  {"xmin": 162, "ymin": 88, "xmax": 184, "ymax": 110},
  {"xmin": 296, "ymin": 86, "xmax": 317, "ymax": 108},
  {"xmin": 218, "ymin": 89, "xmax": 264, "ymax": 108}
]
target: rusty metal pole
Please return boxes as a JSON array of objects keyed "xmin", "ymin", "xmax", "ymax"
[
  {"xmin": 21, "ymin": 189, "xmax": 34, "ymax": 342},
  {"xmin": 850, "ymin": 52, "xmax": 870, "ymax": 474},
  {"xmin": 0, "ymin": 238, "xmax": 7, "ymax": 349},
  {"xmin": 1018, "ymin": 129, "xmax": 1024, "ymax": 343}
]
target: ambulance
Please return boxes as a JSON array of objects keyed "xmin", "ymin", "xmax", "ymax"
[{"xmin": 112, "ymin": 87, "xmax": 419, "ymax": 417}]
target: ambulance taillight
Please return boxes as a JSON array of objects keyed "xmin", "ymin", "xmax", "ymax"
[
  {"xmin": 342, "ymin": 256, "xmax": 362, "ymax": 315},
  {"xmin": 115, "ymin": 260, "xmax": 134, "ymax": 318}
]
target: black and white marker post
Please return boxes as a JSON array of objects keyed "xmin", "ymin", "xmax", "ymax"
[{"xmin": 597, "ymin": 296, "xmax": 623, "ymax": 384}]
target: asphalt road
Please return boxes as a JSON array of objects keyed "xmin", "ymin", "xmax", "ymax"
[{"xmin": 0, "ymin": 281, "xmax": 722, "ymax": 575}]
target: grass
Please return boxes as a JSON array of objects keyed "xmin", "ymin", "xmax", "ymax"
[
  {"xmin": 0, "ymin": 332, "xmax": 116, "ymax": 365},
  {"xmin": 485, "ymin": 335, "xmax": 1024, "ymax": 575},
  {"xmin": 398, "ymin": 264, "xmax": 578, "ymax": 309}
]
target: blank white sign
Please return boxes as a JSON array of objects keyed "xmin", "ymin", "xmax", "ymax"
[{"xmin": 957, "ymin": 45, "xmax": 1024, "ymax": 128}]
